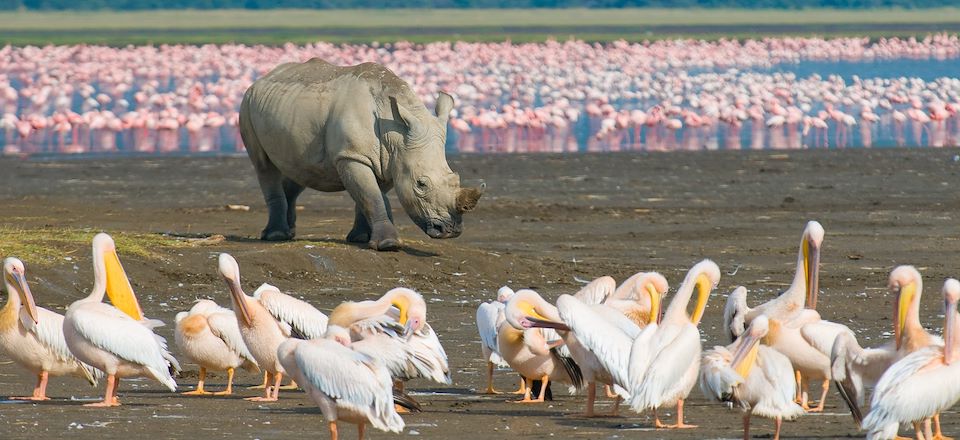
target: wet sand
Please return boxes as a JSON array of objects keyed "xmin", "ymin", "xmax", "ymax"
[{"xmin": 1, "ymin": 148, "xmax": 959, "ymax": 439}]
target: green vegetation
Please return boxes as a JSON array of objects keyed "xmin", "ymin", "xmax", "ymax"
[
  {"xmin": 0, "ymin": 227, "xmax": 192, "ymax": 263},
  {"xmin": 3, "ymin": 8, "xmax": 960, "ymax": 45}
]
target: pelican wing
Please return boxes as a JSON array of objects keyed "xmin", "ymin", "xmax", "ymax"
[
  {"xmin": 25, "ymin": 307, "xmax": 103, "ymax": 385},
  {"xmin": 254, "ymin": 285, "xmax": 328, "ymax": 340},
  {"xmin": 830, "ymin": 332, "xmax": 896, "ymax": 425},
  {"xmin": 754, "ymin": 346, "xmax": 804, "ymax": 420},
  {"xmin": 408, "ymin": 323, "xmax": 451, "ymax": 384},
  {"xmin": 556, "ymin": 295, "xmax": 636, "ymax": 388},
  {"xmin": 206, "ymin": 311, "xmax": 258, "ymax": 369},
  {"xmin": 294, "ymin": 339, "xmax": 404, "ymax": 433},
  {"xmin": 476, "ymin": 301, "xmax": 503, "ymax": 353},
  {"xmin": 699, "ymin": 346, "xmax": 742, "ymax": 405},
  {"xmin": 574, "ymin": 276, "xmax": 616, "ymax": 305},
  {"xmin": 800, "ymin": 319, "xmax": 855, "ymax": 356},
  {"xmin": 69, "ymin": 304, "xmax": 177, "ymax": 391},
  {"xmin": 596, "ymin": 301, "xmax": 649, "ymax": 334},
  {"xmin": 630, "ymin": 324, "xmax": 701, "ymax": 411}
]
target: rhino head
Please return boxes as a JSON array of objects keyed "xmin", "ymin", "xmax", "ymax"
[{"xmin": 390, "ymin": 92, "xmax": 484, "ymax": 239}]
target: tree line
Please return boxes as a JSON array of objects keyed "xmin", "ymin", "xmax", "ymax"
[{"xmin": 3, "ymin": 0, "xmax": 958, "ymax": 9}]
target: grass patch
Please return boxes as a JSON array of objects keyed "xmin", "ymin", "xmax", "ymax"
[
  {"xmin": 3, "ymin": 8, "xmax": 960, "ymax": 45},
  {"xmin": 0, "ymin": 227, "xmax": 192, "ymax": 263}
]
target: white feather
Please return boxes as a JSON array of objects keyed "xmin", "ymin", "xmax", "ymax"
[{"xmin": 253, "ymin": 284, "xmax": 328, "ymax": 339}]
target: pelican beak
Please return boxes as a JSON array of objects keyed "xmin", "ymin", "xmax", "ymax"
[
  {"xmin": 645, "ymin": 282, "xmax": 662, "ymax": 325},
  {"xmin": 525, "ymin": 316, "xmax": 570, "ymax": 331},
  {"xmin": 225, "ymin": 277, "xmax": 252, "ymax": 327},
  {"xmin": 391, "ymin": 296, "xmax": 410, "ymax": 328},
  {"xmin": 895, "ymin": 282, "xmax": 914, "ymax": 350},
  {"xmin": 7, "ymin": 271, "xmax": 38, "ymax": 325},
  {"xmin": 804, "ymin": 237, "xmax": 820, "ymax": 310},
  {"xmin": 944, "ymin": 297, "xmax": 958, "ymax": 364},
  {"xmin": 102, "ymin": 247, "xmax": 144, "ymax": 321},
  {"xmin": 730, "ymin": 332, "xmax": 762, "ymax": 378},
  {"xmin": 689, "ymin": 274, "xmax": 711, "ymax": 326}
]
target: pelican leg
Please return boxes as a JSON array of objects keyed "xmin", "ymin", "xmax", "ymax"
[
  {"xmin": 483, "ymin": 362, "xmax": 500, "ymax": 394},
  {"xmin": 329, "ymin": 421, "xmax": 338, "ymax": 440},
  {"xmin": 247, "ymin": 371, "xmax": 268, "ymax": 389},
  {"xmin": 11, "ymin": 371, "xmax": 50, "ymax": 401},
  {"xmin": 510, "ymin": 375, "xmax": 527, "ymax": 394},
  {"xmin": 84, "ymin": 374, "xmax": 120, "ymax": 407},
  {"xmin": 535, "ymin": 376, "xmax": 549, "ymax": 403},
  {"xmin": 913, "ymin": 421, "xmax": 926, "ymax": 440},
  {"xmin": 271, "ymin": 372, "xmax": 283, "ymax": 399},
  {"xmin": 664, "ymin": 399, "xmax": 697, "ymax": 428},
  {"xmin": 742, "ymin": 413, "xmax": 750, "ymax": 440},
  {"xmin": 925, "ymin": 418, "xmax": 934, "ymax": 440},
  {"xmin": 582, "ymin": 381, "xmax": 596, "ymax": 417},
  {"xmin": 933, "ymin": 413, "xmax": 953, "ymax": 440},
  {"xmin": 357, "ymin": 422, "xmax": 365, "ymax": 440},
  {"xmin": 214, "ymin": 367, "xmax": 236, "ymax": 395},
  {"xmin": 245, "ymin": 371, "xmax": 279, "ymax": 401},
  {"xmin": 806, "ymin": 379, "xmax": 829, "ymax": 413},
  {"xmin": 182, "ymin": 367, "xmax": 212, "ymax": 395},
  {"xmin": 653, "ymin": 407, "xmax": 668, "ymax": 428},
  {"xmin": 611, "ymin": 396, "xmax": 621, "ymax": 417},
  {"xmin": 774, "ymin": 416, "xmax": 783, "ymax": 440},
  {"xmin": 510, "ymin": 377, "xmax": 537, "ymax": 403},
  {"xmin": 605, "ymin": 384, "xmax": 618, "ymax": 399}
]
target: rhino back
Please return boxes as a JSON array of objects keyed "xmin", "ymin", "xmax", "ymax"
[{"xmin": 243, "ymin": 59, "xmax": 410, "ymax": 190}]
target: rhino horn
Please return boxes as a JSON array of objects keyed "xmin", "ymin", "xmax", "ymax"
[
  {"xmin": 456, "ymin": 183, "xmax": 485, "ymax": 213},
  {"xmin": 390, "ymin": 96, "xmax": 425, "ymax": 139},
  {"xmin": 435, "ymin": 91, "xmax": 454, "ymax": 123}
]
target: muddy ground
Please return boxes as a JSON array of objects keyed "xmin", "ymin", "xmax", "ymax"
[{"xmin": 1, "ymin": 148, "xmax": 959, "ymax": 439}]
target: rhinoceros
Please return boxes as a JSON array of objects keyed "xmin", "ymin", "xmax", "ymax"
[{"xmin": 239, "ymin": 59, "xmax": 483, "ymax": 251}]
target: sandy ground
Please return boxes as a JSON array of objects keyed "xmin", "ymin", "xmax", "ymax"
[{"xmin": 1, "ymin": 148, "xmax": 959, "ymax": 439}]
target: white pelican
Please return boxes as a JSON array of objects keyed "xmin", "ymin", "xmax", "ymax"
[
  {"xmin": 701, "ymin": 315, "xmax": 804, "ymax": 440},
  {"xmin": 63, "ymin": 233, "xmax": 180, "ymax": 407},
  {"xmin": 476, "ymin": 286, "xmax": 521, "ymax": 394},
  {"xmin": 525, "ymin": 273, "xmax": 668, "ymax": 416},
  {"xmin": 629, "ymin": 259, "xmax": 721, "ymax": 428},
  {"xmin": 500, "ymin": 288, "xmax": 583, "ymax": 403},
  {"xmin": 329, "ymin": 287, "xmax": 451, "ymax": 389},
  {"xmin": 862, "ymin": 279, "xmax": 960, "ymax": 440},
  {"xmin": 723, "ymin": 221, "xmax": 850, "ymax": 411},
  {"xmin": 175, "ymin": 299, "xmax": 259, "ymax": 395},
  {"xmin": 277, "ymin": 326, "xmax": 419, "ymax": 440},
  {"xmin": 0, "ymin": 257, "xmax": 101, "ymax": 400},
  {"xmin": 831, "ymin": 266, "xmax": 946, "ymax": 435}
]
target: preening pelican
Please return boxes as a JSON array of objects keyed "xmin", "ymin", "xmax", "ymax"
[
  {"xmin": 862, "ymin": 279, "xmax": 960, "ymax": 440},
  {"xmin": 500, "ymin": 289, "xmax": 583, "ymax": 403},
  {"xmin": 832, "ymin": 266, "xmax": 947, "ymax": 437},
  {"xmin": 175, "ymin": 299, "xmax": 258, "ymax": 395},
  {"xmin": 629, "ymin": 259, "xmax": 721, "ymax": 428},
  {"xmin": 526, "ymin": 273, "xmax": 668, "ymax": 416},
  {"xmin": 701, "ymin": 315, "xmax": 804, "ymax": 440},
  {"xmin": 0, "ymin": 257, "xmax": 101, "ymax": 400},
  {"xmin": 218, "ymin": 253, "xmax": 296, "ymax": 401},
  {"xmin": 723, "ymin": 221, "xmax": 848, "ymax": 411},
  {"xmin": 476, "ymin": 286, "xmax": 518, "ymax": 394},
  {"xmin": 277, "ymin": 326, "xmax": 419, "ymax": 440},
  {"xmin": 329, "ymin": 287, "xmax": 451, "ymax": 390},
  {"xmin": 63, "ymin": 233, "xmax": 180, "ymax": 407}
]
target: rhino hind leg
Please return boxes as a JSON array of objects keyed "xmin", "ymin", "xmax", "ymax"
[
  {"xmin": 253, "ymin": 158, "xmax": 294, "ymax": 241},
  {"xmin": 346, "ymin": 205, "xmax": 371, "ymax": 244},
  {"xmin": 339, "ymin": 161, "xmax": 400, "ymax": 251},
  {"xmin": 282, "ymin": 177, "xmax": 306, "ymax": 237}
]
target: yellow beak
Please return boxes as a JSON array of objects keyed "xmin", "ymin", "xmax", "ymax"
[
  {"xmin": 689, "ymin": 274, "xmax": 711, "ymax": 325},
  {"xmin": 645, "ymin": 283, "xmax": 662, "ymax": 325},
  {"xmin": 8, "ymin": 271, "xmax": 38, "ymax": 325},
  {"xmin": 102, "ymin": 248, "xmax": 144, "ymax": 321}
]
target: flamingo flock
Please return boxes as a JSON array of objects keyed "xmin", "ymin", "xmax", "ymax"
[{"xmin": 4, "ymin": 34, "xmax": 960, "ymax": 155}]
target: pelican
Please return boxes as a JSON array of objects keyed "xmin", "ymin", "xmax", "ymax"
[
  {"xmin": 63, "ymin": 233, "xmax": 179, "ymax": 407},
  {"xmin": 476, "ymin": 286, "xmax": 521, "ymax": 394},
  {"xmin": 723, "ymin": 220, "xmax": 849, "ymax": 411},
  {"xmin": 175, "ymin": 299, "xmax": 259, "ymax": 395},
  {"xmin": 277, "ymin": 326, "xmax": 419, "ymax": 440},
  {"xmin": 329, "ymin": 287, "xmax": 451, "ymax": 390},
  {"xmin": 862, "ymin": 279, "xmax": 960, "ymax": 440},
  {"xmin": 500, "ymin": 288, "xmax": 583, "ymax": 403},
  {"xmin": 701, "ymin": 315, "xmax": 804, "ymax": 440},
  {"xmin": 629, "ymin": 259, "xmax": 721, "ymax": 428},
  {"xmin": 832, "ymin": 266, "xmax": 946, "ymax": 436},
  {"xmin": 525, "ymin": 273, "xmax": 668, "ymax": 416},
  {"xmin": 0, "ymin": 257, "xmax": 101, "ymax": 400}
]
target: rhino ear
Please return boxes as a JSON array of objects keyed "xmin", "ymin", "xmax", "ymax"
[
  {"xmin": 435, "ymin": 91, "xmax": 454, "ymax": 123},
  {"xmin": 390, "ymin": 96, "xmax": 424, "ymax": 139}
]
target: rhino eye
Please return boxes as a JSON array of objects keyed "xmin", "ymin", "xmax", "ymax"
[{"xmin": 416, "ymin": 178, "xmax": 430, "ymax": 190}]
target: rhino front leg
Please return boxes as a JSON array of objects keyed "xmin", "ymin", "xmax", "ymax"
[
  {"xmin": 282, "ymin": 177, "xmax": 306, "ymax": 237},
  {"xmin": 346, "ymin": 204, "xmax": 371, "ymax": 244},
  {"xmin": 253, "ymin": 157, "xmax": 294, "ymax": 241},
  {"xmin": 339, "ymin": 161, "xmax": 400, "ymax": 251}
]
